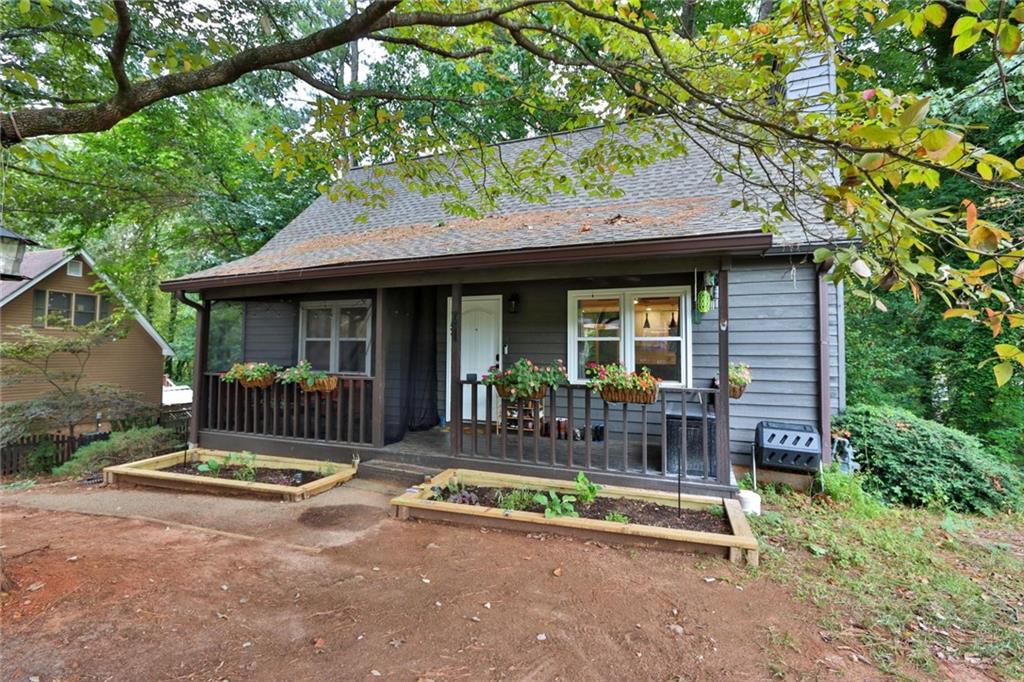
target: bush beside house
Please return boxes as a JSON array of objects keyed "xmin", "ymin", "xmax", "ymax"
[
  {"xmin": 835, "ymin": 404, "xmax": 1023, "ymax": 515},
  {"xmin": 52, "ymin": 426, "xmax": 180, "ymax": 478}
]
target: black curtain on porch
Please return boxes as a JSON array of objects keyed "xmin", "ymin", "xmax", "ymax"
[{"xmin": 383, "ymin": 287, "xmax": 438, "ymax": 444}]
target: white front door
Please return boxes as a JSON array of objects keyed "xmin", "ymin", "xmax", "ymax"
[{"xmin": 446, "ymin": 295, "xmax": 502, "ymax": 423}]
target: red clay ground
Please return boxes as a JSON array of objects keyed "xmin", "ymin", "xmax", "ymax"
[{"xmin": 0, "ymin": 486, "xmax": 884, "ymax": 681}]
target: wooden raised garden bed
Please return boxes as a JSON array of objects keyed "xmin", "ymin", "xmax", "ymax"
[
  {"xmin": 390, "ymin": 468, "xmax": 758, "ymax": 566},
  {"xmin": 103, "ymin": 449, "xmax": 358, "ymax": 502}
]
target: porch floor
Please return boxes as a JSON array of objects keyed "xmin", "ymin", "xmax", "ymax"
[{"xmin": 382, "ymin": 425, "xmax": 719, "ymax": 481}]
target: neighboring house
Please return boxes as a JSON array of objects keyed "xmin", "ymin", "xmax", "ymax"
[
  {"xmin": 163, "ymin": 61, "xmax": 845, "ymax": 496},
  {"xmin": 0, "ymin": 248, "xmax": 173, "ymax": 409}
]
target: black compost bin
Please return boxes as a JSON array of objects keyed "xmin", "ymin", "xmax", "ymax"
[
  {"xmin": 754, "ymin": 421, "xmax": 821, "ymax": 472},
  {"xmin": 666, "ymin": 413, "xmax": 717, "ymax": 478}
]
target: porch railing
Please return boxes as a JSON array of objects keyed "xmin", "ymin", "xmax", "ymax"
[
  {"xmin": 201, "ymin": 372, "xmax": 373, "ymax": 446},
  {"xmin": 454, "ymin": 381, "xmax": 722, "ymax": 482}
]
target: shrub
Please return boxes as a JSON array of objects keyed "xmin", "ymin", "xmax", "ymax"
[
  {"xmin": 834, "ymin": 405, "xmax": 1023, "ymax": 514},
  {"xmin": 816, "ymin": 464, "xmax": 887, "ymax": 519},
  {"xmin": 25, "ymin": 440, "xmax": 59, "ymax": 475},
  {"xmin": 53, "ymin": 426, "xmax": 180, "ymax": 478}
]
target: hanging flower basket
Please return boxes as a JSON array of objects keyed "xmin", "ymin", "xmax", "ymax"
[
  {"xmin": 221, "ymin": 362, "xmax": 280, "ymax": 390},
  {"xmin": 495, "ymin": 384, "xmax": 546, "ymax": 401},
  {"xmin": 729, "ymin": 383, "xmax": 747, "ymax": 399},
  {"xmin": 585, "ymin": 363, "xmax": 662, "ymax": 405},
  {"xmin": 599, "ymin": 386, "xmax": 658, "ymax": 405},
  {"xmin": 726, "ymin": 363, "xmax": 752, "ymax": 400},
  {"xmin": 299, "ymin": 376, "xmax": 338, "ymax": 394},
  {"xmin": 240, "ymin": 375, "xmax": 276, "ymax": 390}
]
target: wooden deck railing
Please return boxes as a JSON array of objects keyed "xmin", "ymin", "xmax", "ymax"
[
  {"xmin": 201, "ymin": 373, "xmax": 373, "ymax": 445},
  {"xmin": 454, "ymin": 382, "xmax": 722, "ymax": 482}
]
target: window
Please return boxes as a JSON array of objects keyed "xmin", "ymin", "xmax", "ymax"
[
  {"xmin": 74, "ymin": 294, "xmax": 98, "ymax": 326},
  {"xmin": 567, "ymin": 286, "xmax": 690, "ymax": 385},
  {"xmin": 37, "ymin": 290, "xmax": 102, "ymax": 327},
  {"xmin": 66, "ymin": 260, "xmax": 83, "ymax": 277},
  {"xmin": 46, "ymin": 291, "xmax": 71, "ymax": 325},
  {"xmin": 299, "ymin": 299, "xmax": 372, "ymax": 375}
]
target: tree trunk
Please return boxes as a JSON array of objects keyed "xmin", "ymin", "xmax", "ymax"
[{"xmin": 678, "ymin": 0, "xmax": 697, "ymax": 39}]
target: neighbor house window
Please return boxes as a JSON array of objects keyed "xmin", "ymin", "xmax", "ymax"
[
  {"xmin": 299, "ymin": 299, "xmax": 372, "ymax": 375},
  {"xmin": 567, "ymin": 286, "xmax": 690, "ymax": 385},
  {"xmin": 33, "ymin": 290, "xmax": 103, "ymax": 328}
]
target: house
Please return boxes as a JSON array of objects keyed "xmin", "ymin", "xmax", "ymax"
[
  {"xmin": 0, "ymin": 245, "xmax": 173, "ymax": 411},
  {"xmin": 162, "ymin": 61, "xmax": 846, "ymax": 496}
]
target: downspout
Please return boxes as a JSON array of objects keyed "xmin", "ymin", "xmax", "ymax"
[
  {"xmin": 815, "ymin": 263, "xmax": 833, "ymax": 464},
  {"xmin": 175, "ymin": 291, "xmax": 208, "ymax": 449}
]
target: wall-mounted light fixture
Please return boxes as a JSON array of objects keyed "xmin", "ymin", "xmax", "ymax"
[{"xmin": 507, "ymin": 293, "xmax": 520, "ymax": 314}]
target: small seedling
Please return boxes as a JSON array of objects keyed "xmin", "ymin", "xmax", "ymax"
[
  {"xmin": 497, "ymin": 488, "xmax": 535, "ymax": 511},
  {"xmin": 430, "ymin": 475, "xmax": 478, "ymax": 505},
  {"xmin": 533, "ymin": 490, "xmax": 578, "ymax": 518},
  {"xmin": 574, "ymin": 472, "xmax": 602, "ymax": 504},
  {"xmin": 197, "ymin": 458, "xmax": 223, "ymax": 476},
  {"xmin": 233, "ymin": 452, "xmax": 257, "ymax": 482},
  {"xmin": 604, "ymin": 511, "xmax": 630, "ymax": 524},
  {"xmin": 708, "ymin": 504, "xmax": 725, "ymax": 517}
]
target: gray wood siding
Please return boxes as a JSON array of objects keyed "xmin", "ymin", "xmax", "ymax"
[
  {"xmin": 243, "ymin": 301, "xmax": 298, "ymax": 366},
  {"xmin": 437, "ymin": 258, "xmax": 844, "ymax": 465}
]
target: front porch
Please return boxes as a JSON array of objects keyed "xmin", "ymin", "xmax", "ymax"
[{"xmin": 186, "ymin": 258, "xmax": 743, "ymax": 496}]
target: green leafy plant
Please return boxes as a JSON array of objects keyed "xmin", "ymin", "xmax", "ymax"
[
  {"xmin": 430, "ymin": 475, "xmax": 479, "ymax": 505},
  {"xmin": 232, "ymin": 452, "xmax": 257, "ymax": 482},
  {"xmin": 708, "ymin": 504, "xmax": 725, "ymax": 517},
  {"xmin": 482, "ymin": 358, "xmax": 567, "ymax": 398},
  {"xmin": 834, "ymin": 404, "xmax": 1023, "ymax": 514},
  {"xmin": 277, "ymin": 359, "xmax": 329, "ymax": 386},
  {"xmin": 727, "ymin": 362, "xmax": 752, "ymax": 389},
  {"xmin": 52, "ymin": 426, "xmax": 179, "ymax": 478},
  {"xmin": 584, "ymin": 363, "xmax": 661, "ymax": 393},
  {"xmin": 532, "ymin": 490, "xmax": 578, "ymax": 518},
  {"xmin": 574, "ymin": 472, "xmax": 601, "ymax": 505},
  {"xmin": 496, "ymin": 488, "xmax": 535, "ymax": 511},
  {"xmin": 196, "ymin": 458, "xmax": 223, "ymax": 476},
  {"xmin": 221, "ymin": 362, "xmax": 280, "ymax": 383},
  {"xmin": 604, "ymin": 511, "xmax": 630, "ymax": 524},
  {"xmin": 816, "ymin": 464, "xmax": 887, "ymax": 519},
  {"xmin": 25, "ymin": 440, "xmax": 60, "ymax": 475}
]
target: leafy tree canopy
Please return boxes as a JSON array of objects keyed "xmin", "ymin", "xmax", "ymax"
[{"xmin": 1, "ymin": 0, "xmax": 1022, "ymax": 383}]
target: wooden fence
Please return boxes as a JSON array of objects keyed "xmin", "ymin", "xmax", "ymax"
[{"xmin": 1, "ymin": 406, "xmax": 192, "ymax": 477}]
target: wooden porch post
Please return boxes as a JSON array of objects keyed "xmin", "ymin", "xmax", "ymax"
[
  {"xmin": 450, "ymin": 283, "xmax": 462, "ymax": 455},
  {"xmin": 372, "ymin": 287, "xmax": 386, "ymax": 448},
  {"xmin": 716, "ymin": 259, "xmax": 731, "ymax": 485},
  {"xmin": 189, "ymin": 297, "xmax": 210, "ymax": 448}
]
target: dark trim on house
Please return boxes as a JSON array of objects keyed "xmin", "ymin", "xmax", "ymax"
[
  {"xmin": 160, "ymin": 232, "xmax": 773, "ymax": 293},
  {"xmin": 176, "ymin": 291, "xmax": 209, "ymax": 447},
  {"xmin": 816, "ymin": 268, "xmax": 832, "ymax": 463},
  {"xmin": 716, "ymin": 258, "xmax": 731, "ymax": 485}
]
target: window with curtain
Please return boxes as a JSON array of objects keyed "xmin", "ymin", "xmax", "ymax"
[
  {"xmin": 567, "ymin": 287, "xmax": 690, "ymax": 385},
  {"xmin": 299, "ymin": 299, "xmax": 372, "ymax": 375}
]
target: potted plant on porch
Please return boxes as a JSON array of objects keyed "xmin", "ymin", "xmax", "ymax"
[
  {"xmin": 221, "ymin": 362, "xmax": 280, "ymax": 389},
  {"xmin": 278, "ymin": 359, "xmax": 338, "ymax": 393},
  {"xmin": 482, "ymin": 358, "xmax": 567, "ymax": 400},
  {"xmin": 727, "ymin": 362, "xmax": 752, "ymax": 399},
  {"xmin": 585, "ymin": 362, "xmax": 661, "ymax": 404}
]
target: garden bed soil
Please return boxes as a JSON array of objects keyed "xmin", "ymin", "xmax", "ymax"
[
  {"xmin": 470, "ymin": 487, "xmax": 731, "ymax": 534},
  {"xmin": 392, "ymin": 469, "xmax": 758, "ymax": 565},
  {"xmin": 163, "ymin": 463, "xmax": 324, "ymax": 487}
]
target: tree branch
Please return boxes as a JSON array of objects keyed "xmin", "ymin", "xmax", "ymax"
[
  {"xmin": 368, "ymin": 33, "xmax": 493, "ymax": 59},
  {"xmin": 108, "ymin": 1, "xmax": 133, "ymax": 92}
]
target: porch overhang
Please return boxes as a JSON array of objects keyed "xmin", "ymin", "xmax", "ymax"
[{"xmin": 160, "ymin": 231, "xmax": 772, "ymax": 293}]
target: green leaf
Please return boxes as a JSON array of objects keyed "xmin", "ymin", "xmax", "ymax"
[
  {"xmin": 471, "ymin": 81, "xmax": 487, "ymax": 95},
  {"xmin": 923, "ymin": 3, "xmax": 947, "ymax": 26},
  {"xmin": 90, "ymin": 16, "xmax": 106, "ymax": 37},
  {"xmin": 994, "ymin": 344, "xmax": 1020, "ymax": 359},
  {"xmin": 813, "ymin": 247, "xmax": 833, "ymax": 263},
  {"xmin": 965, "ymin": 0, "xmax": 987, "ymax": 13},
  {"xmin": 993, "ymin": 361, "xmax": 1013, "ymax": 387},
  {"xmin": 19, "ymin": 0, "xmax": 30, "ymax": 13},
  {"xmin": 858, "ymin": 152, "xmax": 887, "ymax": 170},
  {"xmin": 899, "ymin": 98, "xmax": 930, "ymax": 128},
  {"xmin": 951, "ymin": 16, "xmax": 978, "ymax": 36},
  {"xmin": 953, "ymin": 29, "xmax": 981, "ymax": 55},
  {"xmin": 998, "ymin": 25, "xmax": 1021, "ymax": 56}
]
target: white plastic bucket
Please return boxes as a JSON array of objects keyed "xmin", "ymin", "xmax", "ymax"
[{"xmin": 738, "ymin": 490, "xmax": 762, "ymax": 516}]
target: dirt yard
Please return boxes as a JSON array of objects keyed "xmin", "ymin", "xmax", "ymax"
[{"xmin": 1, "ymin": 479, "xmax": 883, "ymax": 681}]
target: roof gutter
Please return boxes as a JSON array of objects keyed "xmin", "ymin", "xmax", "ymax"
[{"xmin": 160, "ymin": 231, "xmax": 773, "ymax": 293}]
